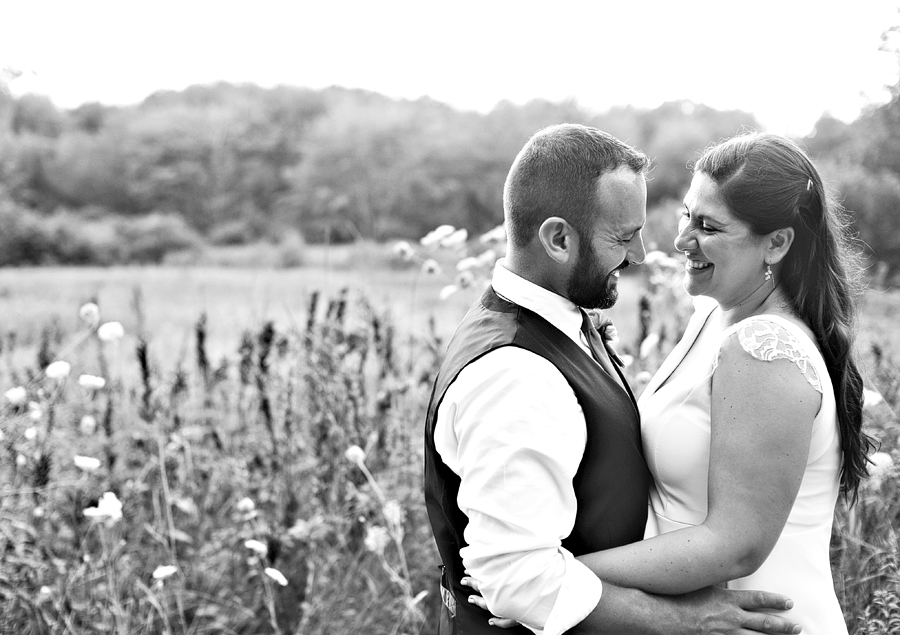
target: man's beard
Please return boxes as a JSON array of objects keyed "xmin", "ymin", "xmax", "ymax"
[{"xmin": 566, "ymin": 241, "xmax": 622, "ymax": 310}]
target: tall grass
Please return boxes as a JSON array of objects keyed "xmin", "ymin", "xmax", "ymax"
[{"xmin": 0, "ymin": 261, "xmax": 898, "ymax": 632}]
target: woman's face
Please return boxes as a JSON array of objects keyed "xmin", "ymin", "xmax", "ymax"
[{"xmin": 674, "ymin": 173, "xmax": 769, "ymax": 308}]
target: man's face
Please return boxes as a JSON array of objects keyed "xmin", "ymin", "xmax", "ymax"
[{"xmin": 566, "ymin": 167, "xmax": 647, "ymax": 309}]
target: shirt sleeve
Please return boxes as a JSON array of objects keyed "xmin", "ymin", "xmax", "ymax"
[{"xmin": 435, "ymin": 346, "xmax": 604, "ymax": 634}]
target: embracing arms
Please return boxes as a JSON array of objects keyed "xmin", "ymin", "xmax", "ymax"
[{"xmin": 577, "ymin": 327, "xmax": 821, "ymax": 594}]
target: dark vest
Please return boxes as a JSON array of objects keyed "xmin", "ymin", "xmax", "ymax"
[{"xmin": 424, "ymin": 287, "xmax": 650, "ymax": 635}]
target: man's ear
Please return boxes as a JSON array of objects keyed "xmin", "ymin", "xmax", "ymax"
[
  {"xmin": 538, "ymin": 217, "xmax": 576, "ymax": 264},
  {"xmin": 766, "ymin": 227, "xmax": 795, "ymax": 265}
]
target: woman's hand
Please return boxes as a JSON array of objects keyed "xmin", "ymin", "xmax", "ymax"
[{"xmin": 460, "ymin": 577, "xmax": 519, "ymax": 629}]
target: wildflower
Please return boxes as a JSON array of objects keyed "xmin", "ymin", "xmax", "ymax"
[
  {"xmin": 244, "ymin": 539, "xmax": 268, "ymax": 556},
  {"xmin": 345, "ymin": 444, "xmax": 366, "ymax": 466},
  {"xmin": 264, "ymin": 567, "xmax": 289, "ymax": 586},
  {"xmin": 476, "ymin": 248, "xmax": 498, "ymax": 267},
  {"xmin": 364, "ymin": 525, "xmax": 390, "ymax": 555},
  {"xmin": 79, "ymin": 415, "xmax": 97, "ymax": 435},
  {"xmin": 28, "ymin": 402, "xmax": 42, "ymax": 421},
  {"xmin": 869, "ymin": 452, "xmax": 894, "ymax": 478},
  {"xmin": 152, "ymin": 565, "xmax": 178, "ymax": 581},
  {"xmin": 4, "ymin": 386, "xmax": 27, "ymax": 405},
  {"xmin": 83, "ymin": 492, "xmax": 123, "ymax": 525},
  {"xmin": 420, "ymin": 225, "xmax": 456, "ymax": 247},
  {"xmin": 24, "ymin": 426, "xmax": 37, "ymax": 441},
  {"xmin": 38, "ymin": 586, "xmax": 52, "ymax": 602},
  {"xmin": 383, "ymin": 500, "xmax": 405, "ymax": 528},
  {"xmin": 79, "ymin": 302, "xmax": 100, "ymax": 327},
  {"xmin": 236, "ymin": 497, "xmax": 256, "ymax": 513},
  {"xmin": 479, "ymin": 225, "xmax": 506, "ymax": 244},
  {"xmin": 456, "ymin": 257, "xmax": 480, "ymax": 272},
  {"xmin": 288, "ymin": 518, "xmax": 310, "ymax": 540},
  {"xmin": 439, "ymin": 285, "xmax": 459, "ymax": 301},
  {"xmin": 78, "ymin": 375, "xmax": 106, "ymax": 390},
  {"xmin": 97, "ymin": 322, "xmax": 125, "ymax": 342},
  {"xmin": 73, "ymin": 455, "xmax": 102, "ymax": 471},
  {"xmin": 45, "ymin": 361, "xmax": 71, "ymax": 380},
  {"xmin": 639, "ymin": 333, "xmax": 660, "ymax": 360},
  {"xmin": 635, "ymin": 371, "xmax": 653, "ymax": 385},
  {"xmin": 421, "ymin": 259, "xmax": 442, "ymax": 275},
  {"xmin": 456, "ymin": 270, "xmax": 476, "ymax": 289},
  {"xmin": 863, "ymin": 388, "xmax": 884, "ymax": 409},
  {"xmin": 440, "ymin": 228, "xmax": 468, "ymax": 248},
  {"xmin": 392, "ymin": 240, "xmax": 415, "ymax": 261},
  {"xmin": 33, "ymin": 506, "xmax": 44, "ymax": 518}
]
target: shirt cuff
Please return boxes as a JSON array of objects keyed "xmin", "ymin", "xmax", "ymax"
[{"xmin": 538, "ymin": 551, "xmax": 603, "ymax": 635}]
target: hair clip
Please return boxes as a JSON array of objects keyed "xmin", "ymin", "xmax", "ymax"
[{"xmin": 806, "ymin": 178, "xmax": 813, "ymax": 192}]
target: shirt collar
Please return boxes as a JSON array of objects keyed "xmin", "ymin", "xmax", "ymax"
[{"xmin": 491, "ymin": 259, "xmax": 585, "ymax": 348}]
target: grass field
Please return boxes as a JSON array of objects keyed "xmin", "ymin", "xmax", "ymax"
[{"xmin": 0, "ymin": 253, "xmax": 898, "ymax": 633}]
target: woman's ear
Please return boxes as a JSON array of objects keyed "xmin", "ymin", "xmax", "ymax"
[
  {"xmin": 766, "ymin": 227, "xmax": 795, "ymax": 265},
  {"xmin": 538, "ymin": 217, "xmax": 576, "ymax": 264}
]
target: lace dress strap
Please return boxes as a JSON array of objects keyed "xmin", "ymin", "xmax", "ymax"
[{"xmin": 718, "ymin": 318, "xmax": 823, "ymax": 394}]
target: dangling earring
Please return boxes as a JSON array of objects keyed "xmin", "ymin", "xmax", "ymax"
[{"xmin": 765, "ymin": 263, "xmax": 773, "ymax": 285}]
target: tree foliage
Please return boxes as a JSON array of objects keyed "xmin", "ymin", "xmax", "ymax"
[{"xmin": 0, "ymin": 73, "xmax": 897, "ymax": 274}]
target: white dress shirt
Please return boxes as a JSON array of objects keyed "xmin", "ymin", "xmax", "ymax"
[{"xmin": 434, "ymin": 260, "xmax": 604, "ymax": 635}]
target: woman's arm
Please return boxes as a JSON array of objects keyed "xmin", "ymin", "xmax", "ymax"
[{"xmin": 577, "ymin": 330, "xmax": 821, "ymax": 594}]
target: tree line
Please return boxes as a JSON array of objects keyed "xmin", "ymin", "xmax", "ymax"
[{"xmin": 0, "ymin": 77, "xmax": 898, "ymax": 277}]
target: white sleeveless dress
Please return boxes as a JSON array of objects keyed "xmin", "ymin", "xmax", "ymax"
[{"xmin": 639, "ymin": 298, "xmax": 848, "ymax": 634}]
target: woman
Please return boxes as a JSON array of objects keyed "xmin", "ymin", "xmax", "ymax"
[{"xmin": 469, "ymin": 132, "xmax": 873, "ymax": 633}]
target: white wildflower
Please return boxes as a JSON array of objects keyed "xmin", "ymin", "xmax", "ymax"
[
  {"xmin": 33, "ymin": 506, "xmax": 44, "ymax": 518},
  {"xmin": 45, "ymin": 361, "xmax": 71, "ymax": 380},
  {"xmin": 24, "ymin": 426, "xmax": 37, "ymax": 441},
  {"xmin": 38, "ymin": 586, "xmax": 52, "ymax": 601},
  {"xmin": 4, "ymin": 386, "xmax": 27, "ymax": 405},
  {"xmin": 382, "ymin": 500, "xmax": 405, "ymax": 528},
  {"xmin": 28, "ymin": 402, "xmax": 42, "ymax": 421},
  {"xmin": 420, "ymin": 225, "xmax": 456, "ymax": 247},
  {"xmin": 439, "ymin": 285, "xmax": 459, "ymax": 301},
  {"xmin": 97, "ymin": 321, "xmax": 125, "ymax": 342},
  {"xmin": 455, "ymin": 257, "xmax": 480, "ymax": 272},
  {"xmin": 264, "ymin": 567, "xmax": 289, "ymax": 586},
  {"xmin": 244, "ymin": 539, "xmax": 268, "ymax": 556},
  {"xmin": 78, "ymin": 375, "xmax": 106, "ymax": 390},
  {"xmin": 79, "ymin": 415, "xmax": 97, "ymax": 435},
  {"xmin": 635, "ymin": 371, "xmax": 653, "ymax": 385},
  {"xmin": 421, "ymin": 259, "xmax": 442, "ymax": 275},
  {"xmin": 152, "ymin": 565, "xmax": 178, "ymax": 581},
  {"xmin": 236, "ymin": 497, "xmax": 256, "ymax": 513},
  {"xmin": 639, "ymin": 333, "xmax": 660, "ymax": 360},
  {"xmin": 869, "ymin": 452, "xmax": 894, "ymax": 478},
  {"xmin": 863, "ymin": 388, "xmax": 884, "ymax": 409},
  {"xmin": 364, "ymin": 525, "xmax": 391, "ymax": 555},
  {"xmin": 344, "ymin": 444, "xmax": 366, "ymax": 466},
  {"xmin": 73, "ymin": 455, "xmax": 102, "ymax": 471},
  {"xmin": 455, "ymin": 270, "xmax": 476, "ymax": 289},
  {"xmin": 392, "ymin": 240, "xmax": 415, "ymax": 261},
  {"xmin": 440, "ymin": 228, "xmax": 468, "ymax": 248},
  {"xmin": 288, "ymin": 518, "xmax": 310, "ymax": 540},
  {"xmin": 79, "ymin": 302, "xmax": 100, "ymax": 327},
  {"xmin": 16, "ymin": 454, "xmax": 27, "ymax": 467},
  {"xmin": 83, "ymin": 492, "xmax": 123, "ymax": 524},
  {"xmin": 476, "ymin": 248, "xmax": 498, "ymax": 267},
  {"xmin": 479, "ymin": 225, "xmax": 506, "ymax": 244}
]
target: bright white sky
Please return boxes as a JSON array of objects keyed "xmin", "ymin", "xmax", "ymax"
[{"xmin": 2, "ymin": 0, "xmax": 898, "ymax": 136}]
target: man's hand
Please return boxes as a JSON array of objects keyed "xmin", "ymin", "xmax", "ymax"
[{"xmin": 665, "ymin": 586, "xmax": 801, "ymax": 635}]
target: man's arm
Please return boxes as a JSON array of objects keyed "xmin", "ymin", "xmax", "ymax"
[
  {"xmin": 574, "ymin": 584, "xmax": 800, "ymax": 635},
  {"xmin": 437, "ymin": 346, "xmax": 602, "ymax": 632}
]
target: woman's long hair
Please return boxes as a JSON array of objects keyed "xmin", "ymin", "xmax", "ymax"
[{"xmin": 695, "ymin": 132, "xmax": 874, "ymax": 501}]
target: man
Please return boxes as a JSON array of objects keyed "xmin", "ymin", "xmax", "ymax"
[{"xmin": 423, "ymin": 124, "xmax": 800, "ymax": 635}]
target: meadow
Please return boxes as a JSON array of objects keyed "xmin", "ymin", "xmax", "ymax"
[{"xmin": 0, "ymin": 243, "xmax": 898, "ymax": 634}]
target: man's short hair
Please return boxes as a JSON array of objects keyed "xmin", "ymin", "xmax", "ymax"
[{"xmin": 503, "ymin": 124, "xmax": 649, "ymax": 248}]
